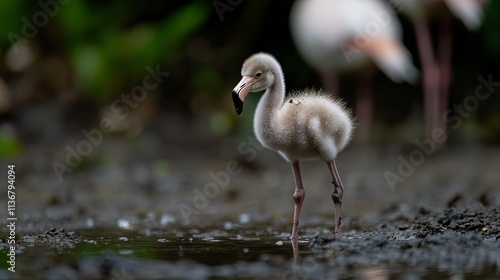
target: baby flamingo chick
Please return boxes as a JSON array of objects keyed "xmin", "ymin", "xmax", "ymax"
[{"xmin": 232, "ymin": 53, "xmax": 354, "ymax": 238}]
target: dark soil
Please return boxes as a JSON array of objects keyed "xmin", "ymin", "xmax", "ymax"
[{"xmin": 308, "ymin": 205, "xmax": 500, "ymax": 279}]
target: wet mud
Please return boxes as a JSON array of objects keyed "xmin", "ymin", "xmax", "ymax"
[
  {"xmin": 1, "ymin": 205, "xmax": 499, "ymax": 279},
  {"xmin": 308, "ymin": 205, "xmax": 500, "ymax": 279},
  {"xmin": 1, "ymin": 123, "xmax": 500, "ymax": 279}
]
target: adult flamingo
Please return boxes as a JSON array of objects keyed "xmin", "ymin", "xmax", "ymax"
[
  {"xmin": 390, "ymin": 0, "xmax": 488, "ymax": 138},
  {"xmin": 290, "ymin": 0, "xmax": 418, "ymax": 139}
]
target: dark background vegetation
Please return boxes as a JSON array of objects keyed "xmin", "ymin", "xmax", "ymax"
[{"xmin": 1, "ymin": 1, "xmax": 500, "ymax": 160}]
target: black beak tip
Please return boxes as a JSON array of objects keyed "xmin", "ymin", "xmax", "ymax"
[{"xmin": 232, "ymin": 90, "xmax": 243, "ymax": 115}]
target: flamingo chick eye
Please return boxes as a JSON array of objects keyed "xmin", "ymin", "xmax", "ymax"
[{"xmin": 255, "ymin": 72, "xmax": 262, "ymax": 78}]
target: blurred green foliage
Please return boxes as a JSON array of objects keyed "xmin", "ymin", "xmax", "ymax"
[
  {"xmin": 0, "ymin": 2, "xmax": 28, "ymax": 43},
  {"xmin": 58, "ymin": 0, "xmax": 210, "ymax": 100},
  {"xmin": 0, "ymin": 134, "xmax": 22, "ymax": 157},
  {"xmin": 0, "ymin": 0, "xmax": 499, "ymax": 143},
  {"xmin": 483, "ymin": 0, "xmax": 500, "ymax": 56},
  {"xmin": 0, "ymin": 0, "xmax": 210, "ymax": 100}
]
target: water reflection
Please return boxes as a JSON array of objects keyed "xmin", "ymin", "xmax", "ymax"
[
  {"xmin": 9, "ymin": 224, "xmax": 500, "ymax": 279},
  {"xmin": 292, "ymin": 239, "xmax": 300, "ymax": 266},
  {"xmin": 283, "ymin": 238, "xmax": 323, "ymax": 279},
  {"xmin": 287, "ymin": 237, "xmax": 389, "ymax": 280}
]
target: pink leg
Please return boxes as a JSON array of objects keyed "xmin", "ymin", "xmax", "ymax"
[
  {"xmin": 320, "ymin": 70, "xmax": 339, "ymax": 98},
  {"xmin": 327, "ymin": 160, "xmax": 344, "ymax": 238},
  {"xmin": 355, "ymin": 75, "xmax": 373, "ymax": 141},
  {"xmin": 290, "ymin": 161, "xmax": 305, "ymax": 239},
  {"xmin": 414, "ymin": 19, "xmax": 441, "ymax": 138},
  {"xmin": 437, "ymin": 16, "xmax": 452, "ymax": 137}
]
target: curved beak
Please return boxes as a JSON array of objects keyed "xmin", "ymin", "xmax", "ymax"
[{"xmin": 232, "ymin": 76, "xmax": 255, "ymax": 115}]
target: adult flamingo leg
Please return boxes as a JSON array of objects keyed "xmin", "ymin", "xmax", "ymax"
[
  {"xmin": 355, "ymin": 75, "xmax": 373, "ymax": 142},
  {"xmin": 437, "ymin": 17, "xmax": 453, "ymax": 137},
  {"xmin": 414, "ymin": 19, "xmax": 441, "ymax": 138},
  {"xmin": 320, "ymin": 70, "xmax": 339, "ymax": 98}
]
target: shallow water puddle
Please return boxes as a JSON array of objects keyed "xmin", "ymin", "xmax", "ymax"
[
  {"xmin": 5, "ymin": 227, "xmax": 311, "ymax": 279},
  {"xmin": 3, "ymin": 223, "xmax": 500, "ymax": 279}
]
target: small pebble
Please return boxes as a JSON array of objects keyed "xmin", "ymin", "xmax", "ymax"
[
  {"xmin": 117, "ymin": 219, "xmax": 132, "ymax": 229},
  {"xmin": 239, "ymin": 213, "xmax": 250, "ymax": 224}
]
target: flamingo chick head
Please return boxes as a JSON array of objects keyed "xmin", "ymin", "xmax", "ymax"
[{"xmin": 232, "ymin": 53, "xmax": 277, "ymax": 115}]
